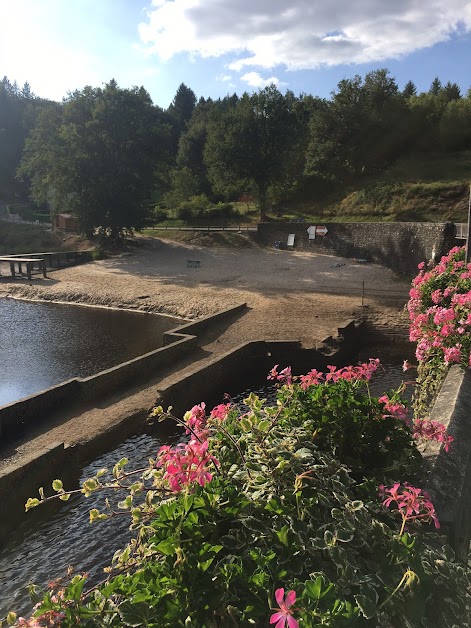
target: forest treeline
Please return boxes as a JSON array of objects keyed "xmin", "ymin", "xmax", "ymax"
[{"xmin": 1, "ymin": 71, "xmax": 471, "ymax": 237}]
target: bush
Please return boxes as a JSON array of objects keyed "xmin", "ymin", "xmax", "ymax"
[
  {"xmin": 176, "ymin": 194, "xmax": 210, "ymax": 220},
  {"xmin": 408, "ymin": 245, "xmax": 471, "ymax": 415},
  {"xmin": 13, "ymin": 363, "xmax": 469, "ymax": 627},
  {"xmin": 206, "ymin": 202, "xmax": 239, "ymax": 220}
]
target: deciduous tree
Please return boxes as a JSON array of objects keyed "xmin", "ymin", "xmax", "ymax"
[{"xmin": 18, "ymin": 81, "xmax": 166, "ymax": 238}]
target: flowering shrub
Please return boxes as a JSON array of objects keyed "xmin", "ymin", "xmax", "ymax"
[
  {"xmin": 7, "ymin": 364, "xmax": 470, "ymax": 627},
  {"xmin": 408, "ymin": 245, "xmax": 471, "ymax": 415}
]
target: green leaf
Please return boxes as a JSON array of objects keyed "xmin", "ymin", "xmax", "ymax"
[
  {"xmin": 276, "ymin": 525, "xmax": 289, "ymax": 547},
  {"xmin": 119, "ymin": 601, "xmax": 157, "ymax": 627},
  {"xmin": 25, "ymin": 498, "xmax": 40, "ymax": 511},
  {"xmin": 156, "ymin": 538, "xmax": 177, "ymax": 556},
  {"xmin": 52, "ymin": 479, "xmax": 63, "ymax": 492}
]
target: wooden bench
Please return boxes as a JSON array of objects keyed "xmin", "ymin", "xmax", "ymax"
[
  {"xmin": 0, "ymin": 257, "xmax": 47, "ymax": 280},
  {"xmin": 186, "ymin": 259, "xmax": 201, "ymax": 268}
]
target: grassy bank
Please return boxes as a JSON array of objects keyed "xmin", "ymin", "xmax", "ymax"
[
  {"xmin": 291, "ymin": 152, "xmax": 471, "ymax": 223},
  {"xmin": 0, "ymin": 223, "xmax": 94, "ymax": 255}
]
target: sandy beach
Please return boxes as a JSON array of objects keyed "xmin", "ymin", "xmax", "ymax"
[
  {"xmin": 0, "ymin": 235, "xmax": 412, "ymax": 474},
  {"xmin": 0, "ymin": 236, "xmax": 411, "ymax": 349}
]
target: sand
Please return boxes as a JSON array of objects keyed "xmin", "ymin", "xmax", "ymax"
[
  {"xmin": 0, "ymin": 236, "xmax": 412, "ymax": 469},
  {"xmin": 0, "ymin": 236, "xmax": 411, "ymax": 348}
]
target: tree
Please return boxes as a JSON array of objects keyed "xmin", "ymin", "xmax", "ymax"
[
  {"xmin": 204, "ymin": 85, "xmax": 298, "ymax": 219},
  {"xmin": 442, "ymin": 81, "xmax": 461, "ymax": 102},
  {"xmin": 168, "ymin": 83, "xmax": 197, "ymax": 129},
  {"xmin": 402, "ymin": 80, "xmax": 417, "ymax": 98},
  {"xmin": 18, "ymin": 81, "xmax": 165, "ymax": 238},
  {"xmin": 305, "ymin": 69, "xmax": 409, "ymax": 182},
  {"xmin": 429, "ymin": 77, "xmax": 442, "ymax": 96}
]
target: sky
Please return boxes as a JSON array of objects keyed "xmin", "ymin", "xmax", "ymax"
[{"xmin": 1, "ymin": 0, "xmax": 471, "ymax": 108}]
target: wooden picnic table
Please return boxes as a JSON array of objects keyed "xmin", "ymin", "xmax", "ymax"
[
  {"xmin": 0, "ymin": 257, "xmax": 47, "ymax": 280},
  {"xmin": 7, "ymin": 251, "xmax": 80, "ymax": 268}
]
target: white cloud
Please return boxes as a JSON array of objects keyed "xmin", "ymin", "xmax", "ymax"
[
  {"xmin": 216, "ymin": 74, "xmax": 233, "ymax": 82},
  {"xmin": 240, "ymin": 72, "xmax": 282, "ymax": 88},
  {"xmin": 138, "ymin": 0, "xmax": 471, "ymax": 69}
]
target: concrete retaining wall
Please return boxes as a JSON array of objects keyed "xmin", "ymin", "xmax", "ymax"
[
  {"xmin": 424, "ymin": 366, "xmax": 471, "ymax": 561},
  {"xmin": 257, "ymin": 222, "xmax": 457, "ymax": 276},
  {"xmin": 0, "ymin": 304, "xmax": 246, "ymax": 441},
  {"xmin": 0, "ymin": 320, "xmax": 363, "ymax": 540}
]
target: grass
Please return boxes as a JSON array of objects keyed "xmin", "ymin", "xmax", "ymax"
[
  {"xmin": 295, "ymin": 151, "xmax": 471, "ymax": 223},
  {"xmin": 0, "ymin": 223, "xmax": 96, "ymax": 255},
  {"xmin": 141, "ymin": 229, "xmax": 256, "ymax": 248}
]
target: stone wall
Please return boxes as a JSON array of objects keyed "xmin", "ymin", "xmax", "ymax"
[
  {"xmin": 424, "ymin": 366, "xmax": 471, "ymax": 561},
  {"xmin": 0, "ymin": 304, "xmax": 247, "ymax": 441},
  {"xmin": 257, "ymin": 222, "xmax": 458, "ymax": 276}
]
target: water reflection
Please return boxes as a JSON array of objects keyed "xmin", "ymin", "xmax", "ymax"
[{"xmin": 0, "ymin": 299, "xmax": 181, "ymax": 406}]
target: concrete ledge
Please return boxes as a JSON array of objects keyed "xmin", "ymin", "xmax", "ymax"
[
  {"xmin": 0, "ymin": 319, "xmax": 362, "ymax": 540},
  {"xmin": 425, "ymin": 365, "xmax": 471, "ymax": 561},
  {"xmin": 0, "ymin": 303, "xmax": 247, "ymax": 442},
  {"xmin": 0, "ymin": 442, "xmax": 72, "ymax": 543},
  {"xmin": 162, "ymin": 303, "xmax": 247, "ymax": 346}
]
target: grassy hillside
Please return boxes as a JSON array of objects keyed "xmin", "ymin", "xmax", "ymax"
[
  {"xmin": 290, "ymin": 152, "xmax": 471, "ymax": 223},
  {"xmin": 0, "ymin": 223, "xmax": 94, "ymax": 255}
]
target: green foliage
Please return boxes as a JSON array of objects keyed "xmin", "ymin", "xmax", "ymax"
[
  {"xmin": 18, "ymin": 80, "xmax": 166, "ymax": 239},
  {"xmin": 204, "ymin": 86, "xmax": 302, "ymax": 217},
  {"xmin": 0, "ymin": 223, "xmax": 62, "ymax": 255},
  {"xmin": 13, "ymin": 373, "xmax": 470, "ymax": 627}
]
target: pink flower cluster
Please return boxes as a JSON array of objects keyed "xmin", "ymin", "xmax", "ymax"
[
  {"xmin": 156, "ymin": 440, "xmax": 219, "ymax": 493},
  {"xmin": 412, "ymin": 418, "xmax": 454, "ymax": 452},
  {"xmin": 269, "ymin": 359, "xmax": 381, "ymax": 390},
  {"xmin": 267, "ymin": 365, "xmax": 293, "ymax": 385},
  {"xmin": 380, "ymin": 482, "xmax": 440, "ymax": 530},
  {"xmin": 378, "ymin": 395, "xmax": 409, "ymax": 424},
  {"xmin": 408, "ymin": 246, "xmax": 471, "ymax": 367},
  {"xmin": 184, "ymin": 402, "xmax": 231, "ymax": 437}
]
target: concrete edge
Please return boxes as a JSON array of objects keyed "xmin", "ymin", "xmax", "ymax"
[
  {"xmin": 0, "ymin": 303, "xmax": 248, "ymax": 440},
  {"xmin": 425, "ymin": 365, "xmax": 471, "ymax": 560}
]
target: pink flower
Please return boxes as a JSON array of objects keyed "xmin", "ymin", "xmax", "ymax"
[
  {"xmin": 270, "ymin": 589, "xmax": 299, "ymax": 628},
  {"xmin": 299, "ymin": 368, "xmax": 324, "ymax": 389},
  {"xmin": 268, "ymin": 365, "xmax": 293, "ymax": 385},
  {"xmin": 443, "ymin": 345, "xmax": 461, "ymax": 365},
  {"xmin": 157, "ymin": 439, "xmax": 218, "ymax": 492},
  {"xmin": 402, "ymin": 360, "xmax": 413, "ymax": 372},
  {"xmin": 184, "ymin": 403, "xmax": 207, "ymax": 436},
  {"xmin": 210, "ymin": 403, "xmax": 231, "ymax": 421},
  {"xmin": 380, "ymin": 483, "xmax": 440, "ymax": 531},
  {"xmin": 278, "ymin": 367, "xmax": 293, "ymax": 385},
  {"xmin": 417, "ymin": 262, "xmax": 425, "ymax": 270},
  {"xmin": 413, "ymin": 419, "xmax": 454, "ymax": 452}
]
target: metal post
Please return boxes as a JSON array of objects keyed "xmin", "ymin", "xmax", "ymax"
[
  {"xmin": 466, "ymin": 184, "xmax": 471, "ymax": 263},
  {"xmin": 361, "ymin": 281, "xmax": 365, "ymax": 306}
]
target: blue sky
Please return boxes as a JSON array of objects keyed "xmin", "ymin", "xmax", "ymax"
[{"xmin": 1, "ymin": 0, "xmax": 471, "ymax": 107}]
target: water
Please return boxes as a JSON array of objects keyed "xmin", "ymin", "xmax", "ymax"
[
  {"xmin": 0, "ymin": 341, "xmax": 415, "ymax": 616},
  {"xmin": 0, "ymin": 299, "xmax": 181, "ymax": 407}
]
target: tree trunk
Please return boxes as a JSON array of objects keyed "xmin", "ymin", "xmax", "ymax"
[{"xmin": 258, "ymin": 186, "xmax": 268, "ymax": 222}]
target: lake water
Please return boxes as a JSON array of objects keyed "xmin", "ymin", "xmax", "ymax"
[
  {"xmin": 0, "ymin": 340, "xmax": 416, "ymax": 617},
  {"xmin": 0, "ymin": 298, "xmax": 181, "ymax": 407}
]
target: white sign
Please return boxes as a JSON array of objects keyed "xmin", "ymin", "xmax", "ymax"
[
  {"xmin": 287, "ymin": 233, "xmax": 295, "ymax": 247},
  {"xmin": 315, "ymin": 226, "xmax": 328, "ymax": 236},
  {"xmin": 307, "ymin": 226, "xmax": 316, "ymax": 240}
]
